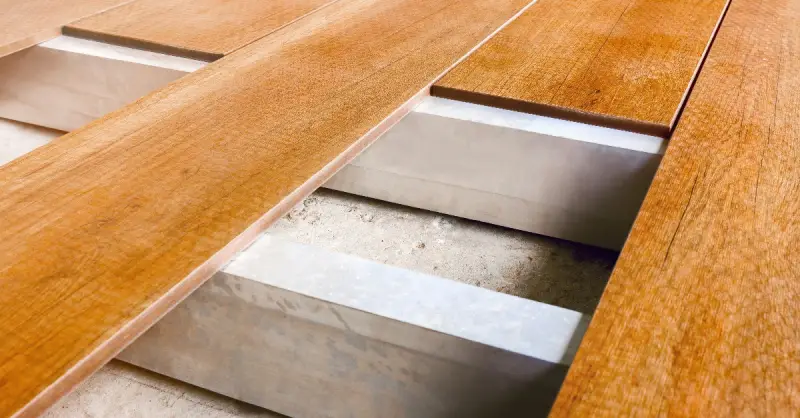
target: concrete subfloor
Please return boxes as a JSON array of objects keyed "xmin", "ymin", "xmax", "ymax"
[
  {"xmin": 46, "ymin": 189, "xmax": 617, "ymax": 417},
  {"xmin": 45, "ymin": 361, "xmax": 284, "ymax": 418},
  {"xmin": 270, "ymin": 189, "xmax": 617, "ymax": 314}
]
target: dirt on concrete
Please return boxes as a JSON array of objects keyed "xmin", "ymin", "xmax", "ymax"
[
  {"xmin": 50, "ymin": 189, "xmax": 618, "ymax": 418},
  {"xmin": 270, "ymin": 189, "xmax": 617, "ymax": 314}
]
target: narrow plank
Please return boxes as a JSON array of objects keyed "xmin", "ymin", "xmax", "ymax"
[
  {"xmin": 0, "ymin": 0, "xmax": 534, "ymax": 416},
  {"xmin": 0, "ymin": 0, "xmax": 130, "ymax": 59},
  {"xmin": 432, "ymin": 0, "xmax": 729, "ymax": 136},
  {"xmin": 65, "ymin": 0, "xmax": 341, "ymax": 60},
  {"xmin": 551, "ymin": 0, "xmax": 800, "ymax": 415}
]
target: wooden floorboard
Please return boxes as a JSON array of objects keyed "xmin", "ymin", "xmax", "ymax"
[
  {"xmin": 0, "ymin": 0, "xmax": 534, "ymax": 416},
  {"xmin": 550, "ymin": 0, "xmax": 800, "ymax": 415},
  {"xmin": 0, "ymin": 0, "xmax": 131, "ymax": 59},
  {"xmin": 432, "ymin": 0, "xmax": 729, "ymax": 136},
  {"xmin": 64, "ymin": 0, "xmax": 341, "ymax": 60}
]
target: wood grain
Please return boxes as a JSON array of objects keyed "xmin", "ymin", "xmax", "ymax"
[
  {"xmin": 550, "ymin": 0, "xmax": 800, "ymax": 415},
  {"xmin": 65, "ymin": 0, "xmax": 341, "ymax": 60},
  {"xmin": 0, "ymin": 0, "xmax": 533, "ymax": 416},
  {"xmin": 432, "ymin": 0, "xmax": 730, "ymax": 136},
  {"xmin": 0, "ymin": 0, "xmax": 130, "ymax": 59}
]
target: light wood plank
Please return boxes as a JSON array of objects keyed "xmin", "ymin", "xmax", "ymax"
[
  {"xmin": 551, "ymin": 0, "xmax": 800, "ymax": 415},
  {"xmin": 0, "ymin": 0, "xmax": 534, "ymax": 416},
  {"xmin": 65, "ymin": 0, "xmax": 341, "ymax": 60},
  {"xmin": 433, "ymin": 0, "xmax": 729, "ymax": 136},
  {"xmin": 0, "ymin": 0, "xmax": 131, "ymax": 59}
]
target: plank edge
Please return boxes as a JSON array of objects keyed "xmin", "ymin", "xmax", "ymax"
[
  {"xmin": 0, "ymin": 28, "xmax": 61, "ymax": 60},
  {"xmin": 62, "ymin": 26, "xmax": 222, "ymax": 61},
  {"xmin": 431, "ymin": 84, "xmax": 671, "ymax": 138}
]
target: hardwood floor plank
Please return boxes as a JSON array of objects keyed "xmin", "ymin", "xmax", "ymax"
[
  {"xmin": 432, "ymin": 0, "xmax": 730, "ymax": 136},
  {"xmin": 65, "ymin": 0, "xmax": 342, "ymax": 60},
  {"xmin": 0, "ymin": 0, "xmax": 534, "ymax": 416},
  {"xmin": 0, "ymin": 0, "xmax": 130, "ymax": 59},
  {"xmin": 550, "ymin": 0, "xmax": 800, "ymax": 415}
]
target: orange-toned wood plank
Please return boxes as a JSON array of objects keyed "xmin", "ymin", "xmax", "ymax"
[
  {"xmin": 550, "ymin": 0, "xmax": 799, "ymax": 415},
  {"xmin": 65, "ymin": 0, "xmax": 341, "ymax": 60},
  {"xmin": 0, "ymin": 0, "xmax": 534, "ymax": 416},
  {"xmin": 0, "ymin": 0, "xmax": 130, "ymax": 59},
  {"xmin": 433, "ymin": 0, "xmax": 729, "ymax": 136}
]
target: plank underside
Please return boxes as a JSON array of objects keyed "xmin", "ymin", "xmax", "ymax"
[
  {"xmin": 550, "ymin": 0, "xmax": 800, "ymax": 415},
  {"xmin": 0, "ymin": 0, "xmax": 131, "ymax": 59},
  {"xmin": 433, "ymin": 0, "xmax": 729, "ymax": 136},
  {"xmin": 0, "ymin": 0, "xmax": 534, "ymax": 416},
  {"xmin": 65, "ymin": 0, "xmax": 341, "ymax": 60}
]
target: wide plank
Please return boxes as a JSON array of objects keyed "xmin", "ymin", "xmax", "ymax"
[
  {"xmin": 432, "ymin": 0, "xmax": 730, "ymax": 136},
  {"xmin": 65, "ymin": 0, "xmax": 341, "ymax": 60},
  {"xmin": 0, "ymin": 0, "xmax": 534, "ymax": 416},
  {"xmin": 0, "ymin": 0, "xmax": 130, "ymax": 59},
  {"xmin": 550, "ymin": 0, "xmax": 800, "ymax": 415}
]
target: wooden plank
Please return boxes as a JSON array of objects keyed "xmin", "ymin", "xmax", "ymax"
[
  {"xmin": 65, "ymin": 0, "xmax": 341, "ymax": 60},
  {"xmin": 0, "ymin": 0, "xmax": 534, "ymax": 416},
  {"xmin": 0, "ymin": 0, "xmax": 130, "ymax": 59},
  {"xmin": 550, "ymin": 0, "xmax": 800, "ymax": 415},
  {"xmin": 432, "ymin": 0, "xmax": 730, "ymax": 136}
]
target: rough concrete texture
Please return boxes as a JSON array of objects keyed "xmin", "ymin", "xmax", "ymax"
[
  {"xmin": 45, "ymin": 361, "xmax": 284, "ymax": 418},
  {"xmin": 270, "ymin": 189, "xmax": 617, "ymax": 314},
  {"xmin": 47, "ymin": 189, "xmax": 617, "ymax": 417}
]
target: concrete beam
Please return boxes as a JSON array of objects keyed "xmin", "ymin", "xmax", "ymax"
[{"xmin": 119, "ymin": 235, "xmax": 589, "ymax": 417}]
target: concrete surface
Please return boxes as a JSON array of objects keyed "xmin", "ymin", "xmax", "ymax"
[
  {"xmin": 270, "ymin": 189, "xmax": 617, "ymax": 314},
  {"xmin": 45, "ymin": 361, "xmax": 284, "ymax": 418},
  {"xmin": 46, "ymin": 189, "xmax": 616, "ymax": 418},
  {"xmin": 327, "ymin": 96, "xmax": 662, "ymax": 249},
  {"xmin": 3, "ymin": 37, "xmax": 624, "ymax": 414}
]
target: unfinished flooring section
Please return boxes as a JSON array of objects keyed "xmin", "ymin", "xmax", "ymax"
[
  {"xmin": 43, "ymin": 192, "xmax": 614, "ymax": 418},
  {"xmin": 0, "ymin": 0, "xmax": 130, "ymax": 58},
  {"xmin": 44, "ymin": 361, "xmax": 283, "ymax": 418},
  {"xmin": 0, "ymin": 1, "xmax": 541, "ymax": 415},
  {"xmin": 271, "ymin": 189, "xmax": 614, "ymax": 313},
  {"xmin": 46, "ymin": 185, "xmax": 615, "ymax": 417},
  {"xmin": 0, "ymin": 117, "xmax": 614, "ymax": 315},
  {"xmin": 65, "ymin": 0, "xmax": 339, "ymax": 60},
  {"xmin": 0, "ymin": 117, "xmax": 615, "ymax": 417}
]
